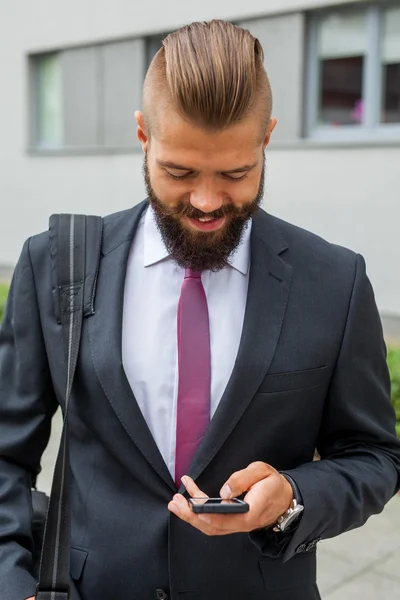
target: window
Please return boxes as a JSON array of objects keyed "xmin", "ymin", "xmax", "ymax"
[
  {"xmin": 30, "ymin": 39, "xmax": 145, "ymax": 151},
  {"xmin": 382, "ymin": 6, "xmax": 400, "ymax": 124},
  {"xmin": 33, "ymin": 53, "xmax": 63, "ymax": 148},
  {"xmin": 317, "ymin": 11, "xmax": 367, "ymax": 127},
  {"xmin": 306, "ymin": 4, "xmax": 400, "ymax": 140}
]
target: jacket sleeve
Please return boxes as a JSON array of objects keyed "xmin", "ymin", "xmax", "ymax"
[
  {"xmin": 0, "ymin": 238, "xmax": 58, "ymax": 599},
  {"xmin": 250, "ymin": 254, "xmax": 400, "ymax": 561}
]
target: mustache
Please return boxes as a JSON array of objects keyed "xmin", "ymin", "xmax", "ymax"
[{"xmin": 160, "ymin": 202, "xmax": 246, "ymax": 221}]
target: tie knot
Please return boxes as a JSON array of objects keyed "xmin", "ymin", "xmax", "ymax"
[{"xmin": 184, "ymin": 269, "xmax": 202, "ymax": 279}]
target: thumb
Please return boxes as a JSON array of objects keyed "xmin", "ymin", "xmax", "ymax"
[
  {"xmin": 181, "ymin": 475, "xmax": 208, "ymax": 499},
  {"xmin": 220, "ymin": 462, "xmax": 273, "ymax": 499}
]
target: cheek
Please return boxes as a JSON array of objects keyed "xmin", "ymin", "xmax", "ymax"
[
  {"xmin": 224, "ymin": 180, "xmax": 260, "ymax": 207},
  {"xmin": 226, "ymin": 165, "xmax": 263, "ymax": 201},
  {"xmin": 151, "ymin": 175, "xmax": 189, "ymax": 206}
]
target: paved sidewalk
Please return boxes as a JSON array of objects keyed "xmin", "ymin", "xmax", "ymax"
[
  {"xmin": 39, "ymin": 410, "xmax": 400, "ymax": 599},
  {"xmin": 318, "ymin": 495, "xmax": 400, "ymax": 599}
]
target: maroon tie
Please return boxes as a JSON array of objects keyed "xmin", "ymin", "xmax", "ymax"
[{"xmin": 175, "ymin": 269, "xmax": 211, "ymax": 487}]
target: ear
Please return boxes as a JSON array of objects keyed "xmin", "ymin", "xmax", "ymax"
[
  {"xmin": 135, "ymin": 111, "xmax": 148, "ymax": 152},
  {"xmin": 263, "ymin": 118, "xmax": 277, "ymax": 149}
]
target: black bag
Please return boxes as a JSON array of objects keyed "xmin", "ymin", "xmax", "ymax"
[{"xmin": 31, "ymin": 214, "xmax": 102, "ymax": 599}]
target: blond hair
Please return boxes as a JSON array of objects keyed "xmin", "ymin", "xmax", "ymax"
[{"xmin": 143, "ymin": 20, "xmax": 272, "ymax": 135}]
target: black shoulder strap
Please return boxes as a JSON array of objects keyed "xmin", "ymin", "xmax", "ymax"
[
  {"xmin": 50, "ymin": 214, "xmax": 103, "ymax": 324},
  {"xmin": 36, "ymin": 214, "xmax": 102, "ymax": 599}
]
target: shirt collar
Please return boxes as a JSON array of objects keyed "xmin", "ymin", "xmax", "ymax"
[{"xmin": 143, "ymin": 205, "xmax": 252, "ymax": 275}]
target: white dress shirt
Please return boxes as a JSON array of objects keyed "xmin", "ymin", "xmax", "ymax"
[{"xmin": 122, "ymin": 206, "xmax": 251, "ymax": 477}]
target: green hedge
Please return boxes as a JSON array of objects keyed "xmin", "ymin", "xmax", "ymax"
[
  {"xmin": 0, "ymin": 283, "xmax": 8, "ymax": 324},
  {"xmin": 0, "ymin": 283, "xmax": 400, "ymax": 436},
  {"xmin": 388, "ymin": 347, "xmax": 400, "ymax": 438}
]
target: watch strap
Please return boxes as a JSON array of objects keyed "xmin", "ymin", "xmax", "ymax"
[{"xmin": 280, "ymin": 472, "xmax": 303, "ymax": 505}]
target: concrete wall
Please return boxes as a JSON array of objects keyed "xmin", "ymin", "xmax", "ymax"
[{"xmin": 0, "ymin": 0, "xmax": 399, "ymax": 320}]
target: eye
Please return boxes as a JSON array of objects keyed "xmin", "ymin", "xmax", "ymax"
[
  {"xmin": 166, "ymin": 170, "xmax": 193, "ymax": 180},
  {"xmin": 223, "ymin": 172, "xmax": 249, "ymax": 181}
]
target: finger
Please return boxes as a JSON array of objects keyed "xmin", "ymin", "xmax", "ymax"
[
  {"xmin": 181, "ymin": 475, "xmax": 209, "ymax": 499},
  {"xmin": 220, "ymin": 462, "xmax": 274, "ymax": 499},
  {"xmin": 168, "ymin": 494, "xmax": 212, "ymax": 533},
  {"xmin": 196, "ymin": 511, "xmax": 251, "ymax": 533}
]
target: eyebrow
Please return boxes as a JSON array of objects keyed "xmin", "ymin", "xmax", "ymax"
[{"xmin": 157, "ymin": 160, "xmax": 258, "ymax": 174}]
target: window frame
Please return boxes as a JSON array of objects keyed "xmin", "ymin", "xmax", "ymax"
[{"xmin": 305, "ymin": 3, "xmax": 400, "ymax": 142}]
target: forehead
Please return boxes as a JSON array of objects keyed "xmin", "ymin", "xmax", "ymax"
[{"xmin": 150, "ymin": 110, "xmax": 263, "ymax": 170}]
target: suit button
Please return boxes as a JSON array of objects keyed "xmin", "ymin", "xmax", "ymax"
[
  {"xmin": 308, "ymin": 537, "xmax": 322, "ymax": 551},
  {"xmin": 154, "ymin": 590, "xmax": 169, "ymax": 600},
  {"xmin": 296, "ymin": 543, "xmax": 307, "ymax": 553},
  {"xmin": 306, "ymin": 542, "xmax": 316, "ymax": 551}
]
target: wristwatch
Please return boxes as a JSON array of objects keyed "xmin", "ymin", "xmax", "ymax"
[
  {"xmin": 273, "ymin": 498, "xmax": 304, "ymax": 532},
  {"xmin": 273, "ymin": 474, "xmax": 304, "ymax": 533}
]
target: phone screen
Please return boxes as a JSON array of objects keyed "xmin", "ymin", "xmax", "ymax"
[{"xmin": 190, "ymin": 498, "xmax": 242, "ymax": 506}]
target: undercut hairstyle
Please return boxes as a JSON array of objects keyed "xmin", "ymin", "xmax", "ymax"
[{"xmin": 142, "ymin": 20, "xmax": 273, "ymax": 138}]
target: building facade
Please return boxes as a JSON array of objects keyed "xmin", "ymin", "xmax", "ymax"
[{"xmin": 0, "ymin": 0, "xmax": 399, "ymax": 333}]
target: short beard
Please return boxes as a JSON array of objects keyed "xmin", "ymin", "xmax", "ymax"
[{"xmin": 143, "ymin": 154, "xmax": 265, "ymax": 272}]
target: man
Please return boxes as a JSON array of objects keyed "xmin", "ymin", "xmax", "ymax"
[{"xmin": 1, "ymin": 19, "xmax": 399, "ymax": 600}]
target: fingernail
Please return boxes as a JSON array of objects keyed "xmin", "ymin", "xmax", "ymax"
[
  {"xmin": 198, "ymin": 514, "xmax": 211, "ymax": 524},
  {"xmin": 220, "ymin": 485, "xmax": 232, "ymax": 500},
  {"xmin": 169, "ymin": 503, "xmax": 180, "ymax": 515},
  {"xmin": 181, "ymin": 476, "xmax": 188, "ymax": 487}
]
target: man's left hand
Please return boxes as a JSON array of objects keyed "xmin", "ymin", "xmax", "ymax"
[{"xmin": 168, "ymin": 462, "xmax": 293, "ymax": 535}]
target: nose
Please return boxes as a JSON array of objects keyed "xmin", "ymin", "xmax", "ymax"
[{"xmin": 190, "ymin": 183, "xmax": 223, "ymax": 214}]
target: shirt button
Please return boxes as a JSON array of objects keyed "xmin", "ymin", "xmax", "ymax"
[{"xmin": 154, "ymin": 590, "xmax": 169, "ymax": 600}]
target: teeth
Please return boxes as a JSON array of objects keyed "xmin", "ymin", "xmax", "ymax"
[{"xmin": 198, "ymin": 217, "xmax": 215, "ymax": 222}]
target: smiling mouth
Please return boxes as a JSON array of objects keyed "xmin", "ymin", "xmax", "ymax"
[{"xmin": 186, "ymin": 215, "xmax": 226, "ymax": 232}]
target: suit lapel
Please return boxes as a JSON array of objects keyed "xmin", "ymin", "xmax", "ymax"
[
  {"xmin": 187, "ymin": 209, "xmax": 293, "ymax": 485},
  {"xmin": 89, "ymin": 200, "xmax": 176, "ymax": 491}
]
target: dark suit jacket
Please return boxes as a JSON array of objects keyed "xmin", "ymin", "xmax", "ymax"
[{"xmin": 1, "ymin": 202, "xmax": 399, "ymax": 600}]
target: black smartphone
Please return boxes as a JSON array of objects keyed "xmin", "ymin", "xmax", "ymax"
[{"xmin": 189, "ymin": 498, "xmax": 249, "ymax": 514}]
